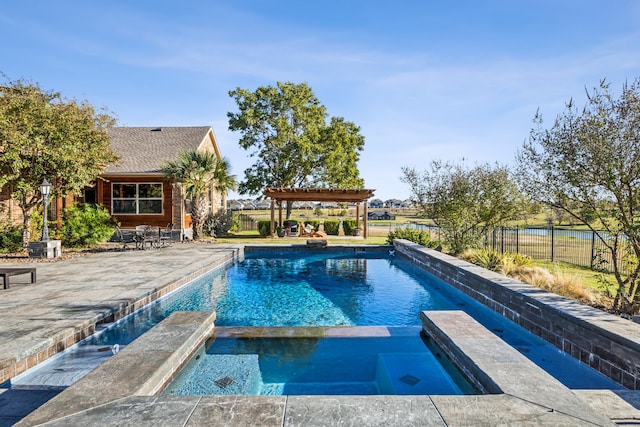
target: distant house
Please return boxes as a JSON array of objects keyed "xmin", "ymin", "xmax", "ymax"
[
  {"xmin": 400, "ymin": 199, "xmax": 413, "ymax": 208},
  {"xmin": 254, "ymin": 200, "xmax": 271, "ymax": 210},
  {"xmin": 228, "ymin": 200, "xmax": 244, "ymax": 211},
  {"xmin": 368, "ymin": 210, "xmax": 396, "ymax": 221},
  {"xmin": 369, "ymin": 198, "xmax": 384, "ymax": 208},
  {"xmin": 89, "ymin": 126, "xmax": 226, "ymax": 240}
]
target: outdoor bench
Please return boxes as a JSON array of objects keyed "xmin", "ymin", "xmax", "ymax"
[{"xmin": 0, "ymin": 267, "xmax": 37, "ymax": 289}]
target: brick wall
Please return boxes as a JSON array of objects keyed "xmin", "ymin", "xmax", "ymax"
[
  {"xmin": 394, "ymin": 239, "xmax": 640, "ymax": 389},
  {"xmin": 0, "ymin": 185, "xmax": 23, "ymax": 226}
]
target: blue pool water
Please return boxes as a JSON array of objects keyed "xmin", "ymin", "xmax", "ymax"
[
  {"xmin": 164, "ymin": 329, "xmax": 477, "ymax": 396},
  {"xmin": 214, "ymin": 253, "xmax": 457, "ymax": 326},
  {"xmin": 14, "ymin": 250, "xmax": 624, "ymax": 394}
]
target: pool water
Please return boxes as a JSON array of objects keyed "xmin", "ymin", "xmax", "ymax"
[
  {"xmin": 164, "ymin": 328, "xmax": 478, "ymax": 396},
  {"xmin": 215, "ymin": 253, "xmax": 457, "ymax": 326}
]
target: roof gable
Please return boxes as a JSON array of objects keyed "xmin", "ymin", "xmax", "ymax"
[{"xmin": 104, "ymin": 126, "xmax": 218, "ymax": 175}]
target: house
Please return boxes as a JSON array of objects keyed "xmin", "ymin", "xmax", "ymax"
[
  {"xmin": 369, "ymin": 198, "xmax": 384, "ymax": 208},
  {"xmin": 368, "ymin": 210, "xmax": 396, "ymax": 221},
  {"xmin": 86, "ymin": 126, "xmax": 226, "ymax": 240}
]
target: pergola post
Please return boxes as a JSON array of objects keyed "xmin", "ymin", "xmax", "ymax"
[
  {"xmin": 363, "ymin": 201, "xmax": 368, "ymax": 238},
  {"xmin": 270, "ymin": 198, "xmax": 275, "ymax": 237}
]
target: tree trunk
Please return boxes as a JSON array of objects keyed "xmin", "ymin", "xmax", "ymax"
[
  {"xmin": 191, "ymin": 195, "xmax": 209, "ymax": 240},
  {"xmin": 21, "ymin": 209, "xmax": 32, "ymax": 249},
  {"xmin": 285, "ymin": 200, "xmax": 293, "ymax": 219}
]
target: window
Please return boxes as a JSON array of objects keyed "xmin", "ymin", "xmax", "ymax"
[{"xmin": 112, "ymin": 183, "xmax": 163, "ymax": 214}]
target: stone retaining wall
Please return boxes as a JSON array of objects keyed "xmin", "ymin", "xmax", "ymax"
[{"xmin": 394, "ymin": 239, "xmax": 640, "ymax": 389}]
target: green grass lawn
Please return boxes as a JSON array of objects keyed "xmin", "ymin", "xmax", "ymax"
[{"xmin": 215, "ymin": 230, "xmax": 389, "ymax": 245}]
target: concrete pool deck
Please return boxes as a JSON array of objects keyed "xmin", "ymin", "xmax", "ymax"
[{"xmin": 1, "ymin": 242, "xmax": 640, "ymax": 425}]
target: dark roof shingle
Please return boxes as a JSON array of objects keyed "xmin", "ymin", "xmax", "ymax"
[{"xmin": 104, "ymin": 126, "xmax": 211, "ymax": 174}]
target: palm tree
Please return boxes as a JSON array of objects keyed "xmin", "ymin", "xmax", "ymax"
[
  {"xmin": 213, "ymin": 157, "xmax": 237, "ymax": 200},
  {"xmin": 162, "ymin": 151, "xmax": 236, "ymax": 240}
]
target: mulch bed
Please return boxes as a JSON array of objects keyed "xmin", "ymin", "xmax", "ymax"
[{"xmin": 0, "ymin": 245, "xmax": 119, "ymax": 263}]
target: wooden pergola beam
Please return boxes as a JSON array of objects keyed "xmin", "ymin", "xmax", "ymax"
[{"xmin": 263, "ymin": 188, "xmax": 375, "ymax": 238}]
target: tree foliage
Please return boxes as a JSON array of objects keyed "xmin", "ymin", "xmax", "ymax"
[
  {"xmin": 516, "ymin": 78, "xmax": 640, "ymax": 313},
  {"xmin": 162, "ymin": 151, "xmax": 237, "ymax": 240},
  {"xmin": 228, "ymin": 82, "xmax": 365, "ymax": 218},
  {"xmin": 402, "ymin": 161, "xmax": 525, "ymax": 254},
  {"xmin": 0, "ymin": 78, "xmax": 118, "ymax": 246}
]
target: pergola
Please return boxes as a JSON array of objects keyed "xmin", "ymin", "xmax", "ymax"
[{"xmin": 263, "ymin": 188, "xmax": 376, "ymax": 238}]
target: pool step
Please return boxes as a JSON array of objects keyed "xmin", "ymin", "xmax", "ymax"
[
  {"xmin": 165, "ymin": 353, "xmax": 263, "ymax": 395},
  {"xmin": 376, "ymin": 352, "xmax": 462, "ymax": 395},
  {"xmin": 11, "ymin": 345, "xmax": 125, "ymax": 390}
]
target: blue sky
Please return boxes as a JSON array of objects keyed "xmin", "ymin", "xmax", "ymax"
[{"xmin": 2, "ymin": 1, "xmax": 639, "ymax": 201}]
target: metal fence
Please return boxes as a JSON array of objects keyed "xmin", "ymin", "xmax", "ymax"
[
  {"xmin": 484, "ymin": 226, "xmax": 630, "ymax": 274},
  {"xmin": 393, "ymin": 223, "xmax": 631, "ymax": 274}
]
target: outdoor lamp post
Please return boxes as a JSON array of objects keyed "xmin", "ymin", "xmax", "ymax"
[{"xmin": 40, "ymin": 178, "xmax": 51, "ymax": 241}]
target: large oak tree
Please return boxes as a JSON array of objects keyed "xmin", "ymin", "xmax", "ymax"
[
  {"xmin": 516, "ymin": 79, "xmax": 640, "ymax": 313},
  {"xmin": 228, "ymin": 82, "xmax": 365, "ymax": 218},
  {"xmin": 0, "ymin": 78, "xmax": 118, "ymax": 246}
]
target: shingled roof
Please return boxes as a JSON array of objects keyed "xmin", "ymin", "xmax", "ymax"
[{"xmin": 104, "ymin": 126, "xmax": 214, "ymax": 174}]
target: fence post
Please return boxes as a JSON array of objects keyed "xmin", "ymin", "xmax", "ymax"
[
  {"xmin": 550, "ymin": 226, "xmax": 555, "ymax": 262},
  {"xmin": 590, "ymin": 230, "xmax": 596, "ymax": 269},
  {"xmin": 501, "ymin": 226, "xmax": 505, "ymax": 254},
  {"xmin": 516, "ymin": 228, "xmax": 519, "ymax": 253},
  {"xmin": 492, "ymin": 227, "xmax": 496, "ymax": 250}
]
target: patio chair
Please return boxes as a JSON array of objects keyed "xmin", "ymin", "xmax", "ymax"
[
  {"xmin": 299, "ymin": 222, "xmax": 327, "ymax": 239},
  {"xmin": 160, "ymin": 223, "xmax": 174, "ymax": 246},
  {"xmin": 115, "ymin": 226, "xmax": 138, "ymax": 251},
  {"xmin": 299, "ymin": 222, "xmax": 314, "ymax": 237},
  {"xmin": 136, "ymin": 225, "xmax": 161, "ymax": 249}
]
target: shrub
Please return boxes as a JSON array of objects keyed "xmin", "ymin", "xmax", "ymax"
[
  {"xmin": 204, "ymin": 210, "xmax": 235, "ymax": 238},
  {"xmin": 386, "ymin": 227, "xmax": 436, "ymax": 247},
  {"xmin": 323, "ymin": 219, "xmax": 340, "ymax": 235},
  {"xmin": 461, "ymin": 248, "xmax": 533, "ymax": 275},
  {"xmin": 305, "ymin": 220, "xmax": 320, "ymax": 230},
  {"xmin": 60, "ymin": 204, "xmax": 117, "ymax": 247},
  {"xmin": 342, "ymin": 219, "xmax": 356, "ymax": 235},
  {"xmin": 466, "ymin": 248, "xmax": 503, "ymax": 272},
  {"xmin": 29, "ymin": 208, "xmax": 43, "ymax": 242},
  {"xmin": 0, "ymin": 224, "xmax": 22, "ymax": 253},
  {"xmin": 257, "ymin": 220, "xmax": 271, "ymax": 237}
]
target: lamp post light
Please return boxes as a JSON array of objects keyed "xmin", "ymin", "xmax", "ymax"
[{"xmin": 40, "ymin": 178, "xmax": 51, "ymax": 242}]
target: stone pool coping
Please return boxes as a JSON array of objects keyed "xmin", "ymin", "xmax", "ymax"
[{"xmin": 18, "ymin": 310, "xmax": 621, "ymax": 426}]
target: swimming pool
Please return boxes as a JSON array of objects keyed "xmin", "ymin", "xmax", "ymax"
[{"xmin": 13, "ymin": 249, "xmax": 623, "ymax": 393}]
